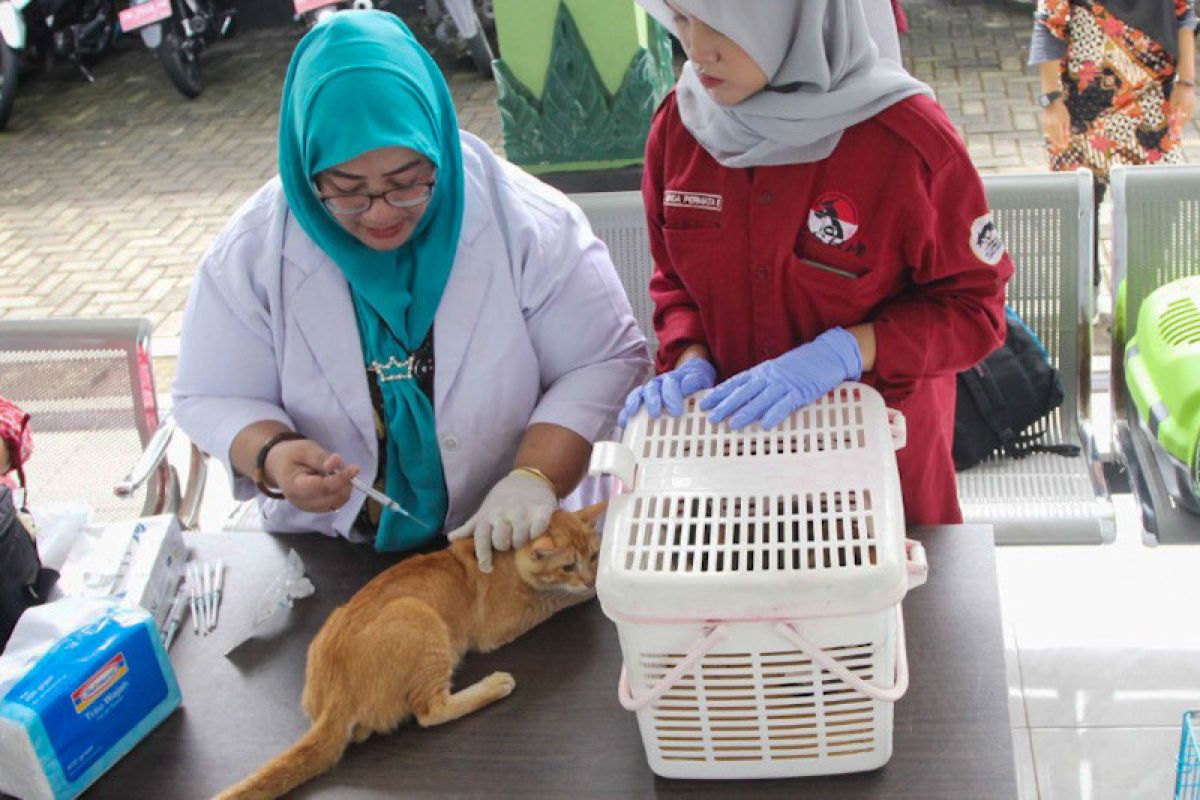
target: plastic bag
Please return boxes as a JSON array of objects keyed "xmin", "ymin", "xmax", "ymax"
[
  {"xmin": 223, "ymin": 549, "xmax": 315, "ymax": 657},
  {"xmin": 252, "ymin": 549, "xmax": 315, "ymax": 626},
  {"xmin": 28, "ymin": 500, "xmax": 91, "ymax": 573}
]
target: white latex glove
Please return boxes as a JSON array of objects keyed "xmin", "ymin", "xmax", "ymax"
[{"xmin": 446, "ymin": 469, "xmax": 557, "ymax": 573}]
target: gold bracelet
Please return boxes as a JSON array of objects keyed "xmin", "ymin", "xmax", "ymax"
[{"xmin": 512, "ymin": 466, "xmax": 557, "ymax": 496}]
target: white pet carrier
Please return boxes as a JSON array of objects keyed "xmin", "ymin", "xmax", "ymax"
[{"xmin": 589, "ymin": 383, "xmax": 928, "ymax": 780}]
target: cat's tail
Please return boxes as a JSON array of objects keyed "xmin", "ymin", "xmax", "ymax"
[{"xmin": 214, "ymin": 707, "xmax": 352, "ymax": 800}]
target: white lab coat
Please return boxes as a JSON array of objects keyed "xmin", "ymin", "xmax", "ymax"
[{"xmin": 173, "ymin": 132, "xmax": 651, "ymax": 541}]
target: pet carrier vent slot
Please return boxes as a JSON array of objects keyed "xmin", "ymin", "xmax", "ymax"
[
  {"xmin": 1159, "ymin": 296, "xmax": 1200, "ymax": 346},
  {"xmin": 620, "ymin": 492, "xmax": 879, "ymax": 574},
  {"xmin": 642, "ymin": 643, "xmax": 878, "ymax": 763},
  {"xmin": 639, "ymin": 387, "xmax": 869, "ymax": 460}
]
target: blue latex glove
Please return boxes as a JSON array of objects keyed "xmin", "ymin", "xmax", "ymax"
[
  {"xmin": 700, "ymin": 328, "xmax": 863, "ymax": 430},
  {"xmin": 618, "ymin": 358, "xmax": 717, "ymax": 427}
]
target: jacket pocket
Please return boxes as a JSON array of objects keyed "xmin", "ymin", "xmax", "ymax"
[
  {"xmin": 789, "ymin": 251, "xmax": 877, "ymax": 293},
  {"xmin": 788, "ymin": 246, "xmax": 895, "ymax": 330},
  {"xmin": 663, "ymin": 225, "xmax": 728, "ymax": 262},
  {"xmin": 797, "ymin": 257, "xmax": 862, "ymax": 281}
]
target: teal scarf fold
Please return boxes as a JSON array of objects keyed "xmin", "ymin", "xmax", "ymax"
[{"xmin": 278, "ymin": 10, "xmax": 463, "ymax": 551}]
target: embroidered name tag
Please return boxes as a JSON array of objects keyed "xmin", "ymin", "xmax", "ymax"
[{"xmin": 664, "ymin": 190, "xmax": 723, "ymax": 212}]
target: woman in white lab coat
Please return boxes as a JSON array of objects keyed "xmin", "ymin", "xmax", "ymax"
[{"xmin": 172, "ymin": 11, "xmax": 649, "ymax": 570}]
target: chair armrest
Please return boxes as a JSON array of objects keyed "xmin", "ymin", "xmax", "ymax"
[
  {"xmin": 114, "ymin": 413, "xmax": 177, "ymax": 498},
  {"xmin": 177, "ymin": 443, "xmax": 208, "ymax": 530}
]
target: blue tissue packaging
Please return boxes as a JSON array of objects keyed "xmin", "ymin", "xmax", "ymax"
[{"xmin": 0, "ymin": 599, "xmax": 181, "ymax": 800}]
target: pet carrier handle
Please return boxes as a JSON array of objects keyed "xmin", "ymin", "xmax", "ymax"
[
  {"xmin": 887, "ymin": 408, "xmax": 907, "ymax": 450},
  {"xmin": 616, "ymin": 625, "xmax": 729, "ymax": 711},
  {"xmin": 589, "ymin": 441, "xmax": 637, "ymax": 489},
  {"xmin": 775, "ymin": 606, "xmax": 910, "ymax": 704}
]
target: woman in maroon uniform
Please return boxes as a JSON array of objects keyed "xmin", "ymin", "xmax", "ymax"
[{"xmin": 621, "ymin": 0, "xmax": 1013, "ymax": 525}]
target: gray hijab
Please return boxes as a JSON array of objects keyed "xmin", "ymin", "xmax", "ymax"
[{"xmin": 637, "ymin": 0, "xmax": 933, "ymax": 167}]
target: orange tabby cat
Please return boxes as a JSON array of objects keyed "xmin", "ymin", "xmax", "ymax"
[{"xmin": 217, "ymin": 503, "xmax": 605, "ymax": 800}]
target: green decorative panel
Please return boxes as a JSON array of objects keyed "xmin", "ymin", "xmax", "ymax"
[{"xmin": 495, "ymin": 2, "xmax": 674, "ymax": 171}]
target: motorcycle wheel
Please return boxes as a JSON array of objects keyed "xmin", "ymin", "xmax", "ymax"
[
  {"xmin": 0, "ymin": 39, "xmax": 16, "ymax": 132},
  {"xmin": 157, "ymin": 29, "xmax": 203, "ymax": 99},
  {"xmin": 465, "ymin": 27, "xmax": 493, "ymax": 80}
]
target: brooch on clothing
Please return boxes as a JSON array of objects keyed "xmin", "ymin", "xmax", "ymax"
[{"xmin": 369, "ymin": 355, "xmax": 417, "ymax": 382}]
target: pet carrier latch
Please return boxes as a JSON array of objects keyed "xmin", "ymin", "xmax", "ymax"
[
  {"xmin": 589, "ymin": 441, "xmax": 637, "ymax": 488},
  {"xmin": 905, "ymin": 539, "xmax": 928, "ymax": 590},
  {"xmin": 887, "ymin": 408, "xmax": 907, "ymax": 450}
]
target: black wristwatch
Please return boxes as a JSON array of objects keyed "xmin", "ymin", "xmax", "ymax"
[{"xmin": 1037, "ymin": 90, "xmax": 1064, "ymax": 109}]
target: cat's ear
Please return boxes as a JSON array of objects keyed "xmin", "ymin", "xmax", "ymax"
[
  {"xmin": 529, "ymin": 535, "xmax": 564, "ymax": 561},
  {"xmin": 575, "ymin": 501, "xmax": 608, "ymax": 530},
  {"xmin": 531, "ymin": 545, "xmax": 565, "ymax": 561}
]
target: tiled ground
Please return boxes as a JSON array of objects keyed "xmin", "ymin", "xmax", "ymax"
[{"xmin": 996, "ymin": 484, "xmax": 1200, "ymax": 799}]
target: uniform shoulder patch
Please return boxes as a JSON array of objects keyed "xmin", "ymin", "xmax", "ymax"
[{"xmin": 970, "ymin": 213, "xmax": 1005, "ymax": 266}]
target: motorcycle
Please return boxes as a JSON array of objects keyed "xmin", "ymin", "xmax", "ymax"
[
  {"xmin": 294, "ymin": 0, "xmax": 377, "ymax": 31},
  {"xmin": 294, "ymin": 1, "xmax": 492, "ymax": 79},
  {"xmin": 0, "ymin": 0, "xmax": 118, "ymax": 131},
  {"xmin": 117, "ymin": 0, "xmax": 234, "ymax": 99},
  {"xmin": 425, "ymin": 0, "xmax": 493, "ymax": 78}
]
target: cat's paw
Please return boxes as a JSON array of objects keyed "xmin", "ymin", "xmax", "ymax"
[{"xmin": 485, "ymin": 671, "xmax": 517, "ymax": 698}]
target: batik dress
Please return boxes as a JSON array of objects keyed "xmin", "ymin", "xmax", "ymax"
[
  {"xmin": 1036, "ymin": 0, "xmax": 1193, "ymax": 183},
  {"xmin": 0, "ymin": 396, "xmax": 31, "ymax": 492}
]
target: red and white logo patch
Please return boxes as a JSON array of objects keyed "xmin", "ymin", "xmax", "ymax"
[
  {"xmin": 808, "ymin": 192, "xmax": 859, "ymax": 246},
  {"xmin": 663, "ymin": 189, "xmax": 723, "ymax": 212}
]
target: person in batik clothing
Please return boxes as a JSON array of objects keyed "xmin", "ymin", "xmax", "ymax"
[{"xmin": 1030, "ymin": 1, "xmax": 1197, "ymax": 281}]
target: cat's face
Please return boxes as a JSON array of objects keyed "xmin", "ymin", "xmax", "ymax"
[{"xmin": 516, "ymin": 503, "xmax": 605, "ymax": 596}]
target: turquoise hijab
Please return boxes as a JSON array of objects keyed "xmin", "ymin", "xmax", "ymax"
[{"xmin": 279, "ymin": 11, "xmax": 463, "ymax": 551}]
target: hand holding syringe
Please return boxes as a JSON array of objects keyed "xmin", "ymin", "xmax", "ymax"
[{"xmin": 259, "ymin": 437, "xmax": 434, "ymax": 530}]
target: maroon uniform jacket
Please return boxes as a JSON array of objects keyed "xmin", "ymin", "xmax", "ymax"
[{"xmin": 643, "ymin": 92, "xmax": 1012, "ymax": 524}]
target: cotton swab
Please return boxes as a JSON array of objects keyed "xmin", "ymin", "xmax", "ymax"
[
  {"xmin": 202, "ymin": 561, "xmax": 214, "ymax": 633},
  {"xmin": 187, "ymin": 565, "xmax": 201, "ymax": 635},
  {"xmin": 161, "ymin": 589, "xmax": 189, "ymax": 650},
  {"xmin": 210, "ymin": 559, "xmax": 225, "ymax": 631}
]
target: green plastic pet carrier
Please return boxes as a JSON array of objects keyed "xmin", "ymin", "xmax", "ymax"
[{"xmin": 1124, "ymin": 276, "xmax": 1200, "ymax": 514}]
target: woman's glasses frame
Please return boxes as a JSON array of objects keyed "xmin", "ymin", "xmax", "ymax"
[{"xmin": 314, "ymin": 180, "xmax": 436, "ymax": 216}]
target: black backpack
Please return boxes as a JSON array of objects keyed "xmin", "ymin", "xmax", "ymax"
[
  {"xmin": 953, "ymin": 308, "xmax": 1081, "ymax": 471},
  {"xmin": 0, "ymin": 485, "xmax": 52, "ymax": 651}
]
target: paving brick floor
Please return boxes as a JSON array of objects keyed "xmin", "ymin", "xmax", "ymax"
[{"xmin": 1, "ymin": 0, "xmax": 1196, "ymax": 358}]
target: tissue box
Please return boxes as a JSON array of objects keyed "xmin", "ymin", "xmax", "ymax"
[
  {"xmin": 57, "ymin": 515, "xmax": 187, "ymax": 629},
  {"xmin": 0, "ymin": 599, "xmax": 182, "ymax": 800}
]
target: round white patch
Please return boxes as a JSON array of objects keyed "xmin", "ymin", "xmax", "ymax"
[{"xmin": 970, "ymin": 213, "xmax": 1005, "ymax": 266}]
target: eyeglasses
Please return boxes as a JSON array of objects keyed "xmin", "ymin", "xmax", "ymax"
[{"xmin": 316, "ymin": 180, "xmax": 436, "ymax": 216}]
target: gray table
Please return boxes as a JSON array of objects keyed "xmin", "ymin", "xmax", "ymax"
[{"xmin": 88, "ymin": 524, "xmax": 1015, "ymax": 799}]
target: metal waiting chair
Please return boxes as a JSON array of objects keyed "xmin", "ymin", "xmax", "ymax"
[
  {"xmin": 961, "ymin": 170, "xmax": 1114, "ymax": 544},
  {"xmin": 572, "ymin": 174, "xmax": 1114, "ymax": 545},
  {"xmin": 0, "ymin": 317, "xmax": 207, "ymax": 527},
  {"xmin": 571, "ymin": 192, "xmax": 661, "ymax": 359},
  {"xmin": 1110, "ymin": 164, "xmax": 1200, "ymax": 544}
]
